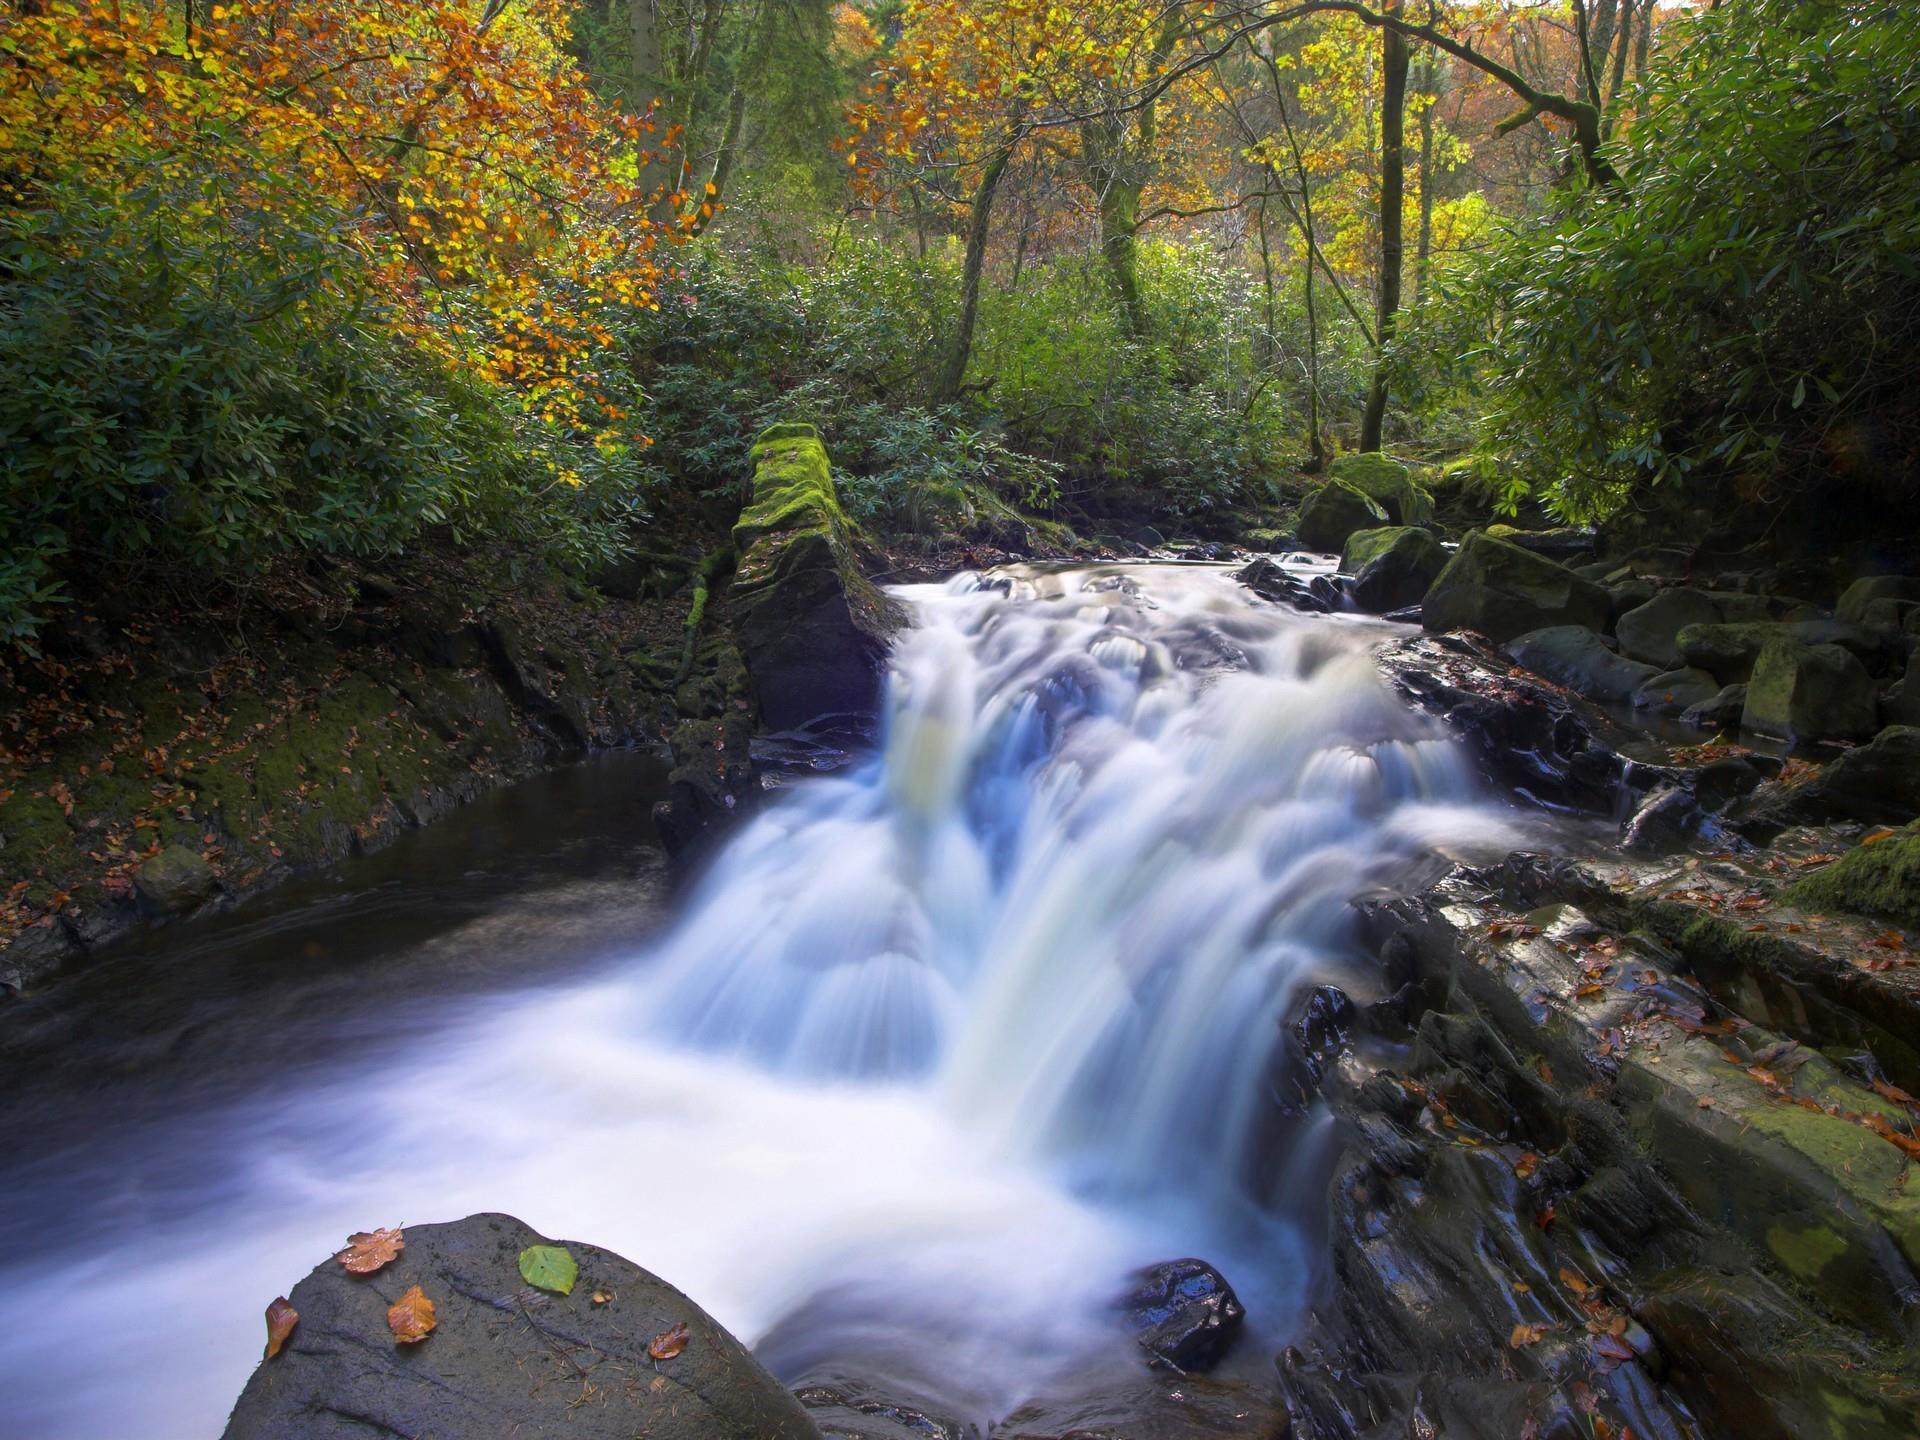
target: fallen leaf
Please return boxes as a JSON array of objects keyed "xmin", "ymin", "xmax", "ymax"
[
  {"xmin": 1697, "ymin": 1095, "xmax": 1714, "ymax": 1108},
  {"xmin": 1536, "ymin": 1204, "xmax": 1557, "ymax": 1230},
  {"xmin": 1870, "ymin": 1077, "xmax": 1920, "ymax": 1113},
  {"xmin": 591, "ymin": 1289, "xmax": 613, "ymax": 1306},
  {"xmin": 517, "ymin": 1245, "xmax": 578, "ymax": 1296},
  {"xmin": 387, "ymin": 1285, "xmax": 436, "ymax": 1344},
  {"xmin": 338, "ymin": 1227, "xmax": 404, "ymax": 1275},
  {"xmin": 264, "ymin": 1297, "xmax": 298, "ymax": 1359},
  {"xmin": 1509, "ymin": 1322, "xmax": 1550, "ymax": 1348},
  {"xmin": 1870, "ymin": 931, "xmax": 1907, "ymax": 951},
  {"xmin": 1513, "ymin": 1152, "xmax": 1540, "ymax": 1180},
  {"xmin": 1558, "ymin": 1266, "xmax": 1595, "ymax": 1297},
  {"xmin": 648, "ymin": 1321, "xmax": 690, "ymax": 1361},
  {"xmin": 1575, "ymin": 983, "xmax": 1605, "ymax": 998},
  {"xmin": 1862, "ymin": 828, "xmax": 1897, "ymax": 845},
  {"xmin": 1591, "ymin": 1331, "xmax": 1635, "ymax": 1372}
]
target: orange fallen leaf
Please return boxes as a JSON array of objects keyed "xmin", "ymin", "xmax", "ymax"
[
  {"xmin": 387, "ymin": 1285, "xmax": 436, "ymax": 1344},
  {"xmin": 592, "ymin": 1289, "xmax": 613, "ymax": 1306},
  {"xmin": 1536, "ymin": 1204, "xmax": 1557, "ymax": 1230},
  {"xmin": 338, "ymin": 1227, "xmax": 405, "ymax": 1275},
  {"xmin": 1862, "ymin": 828, "xmax": 1897, "ymax": 845},
  {"xmin": 264, "ymin": 1297, "xmax": 298, "ymax": 1359},
  {"xmin": 647, "ymin": 1322, "xmax": 690, "ymax": 1361},
  {"xmin": 1870, "ymin": 931, "xmax": 1907, "ymax": 951},
  {"xmin": 1558, "ymin": 1266, "xmax": 1595, "ymax": 1297},
  {"xmin": 1697, "ymin": 1095, "xmax": 1714, "ymax": 1108},
  {"xmin": 1870, "ymin": 1077, "xmax": 1920, "ymax": 1112},
  {"xmin": 1513, "ymin": 1152, "xmax": 1540, "ymax": 1179},
  {"xmin": 1509, "ymin": 1321, "xmax": 1550, "ymax": 1348}
]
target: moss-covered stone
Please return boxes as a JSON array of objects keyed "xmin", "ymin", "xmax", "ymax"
[
  {"xmin": 1742, "ymin": 637, "xmax": 1879, "ymax": 743},
  {"xmin": 1788, "ymin": 826, "xmax": 1920, "ymax": 928},
  {"xmin": 1677, "ymin": 619, "xmax": 1881, "ymax": 684},
  {"xmin": 1329, "ymin": 452, "xmax": 1434, "ymax": 526},
  {"xmin": 1421, "ymin": 530, "xmax": 1611, "ymax": 642},
  {"xmin": 1296, "ymin": 479, "xmax": 1387, "ymax": 553},
  {"xmin": 134, "ymin": 844, "xmax": 217, "ymax": 914}
]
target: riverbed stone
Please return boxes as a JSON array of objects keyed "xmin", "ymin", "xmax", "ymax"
[
  {"xmin": 1119, "ymin": 1258, "xmax": 1246, "ymax": 1372},
  {"xmin": 1506, "ymin": 625, "xmax": 1663, "ymax": 705},
  {"xmin": 1838, "ymin": 575, "xmax": 1920, "ymax": 626},
  {"xmin": 1330, "ymin": 452, "xmax": 1434, "ymax": 526},
  {"xmin": 1788, "ymin": 824, "xmax": 1920, "ymax": 929},
  {"xmin": 1617, "ymin": 587, "xmax": 1723, "ymax": 668},
  {"xmin": 134, "ymin": 843, "xmax": 217, "ymax": 914},
  {"xmin": 1677, "ymin": 619, "xmax": 1883, "ymax": 684},
  {"xmin": 1297, "ymin": 479, "xmax": 1387, "ymax": 553},
  {"xmin": 222, "ymin": 1213, "xmax": 815, "ymax": 1440},
  {"xmin": 1795, "ymin": 726, "xmax": 1920, "ymax": 825},
  {"xmin": 729, "ymin": 423, "xmax": 907, "ymax": 731},
  {"xmin": 1422, "ymin": 532, "xmax": 1611, "ymax": 643},
  {"xmin": 1682, "ymin": 682, "xmax": 1748, "ymax": 731},
  {"xmin": 1741, "ymin": 638, "xmax": 1880, "ymax": 743},
  {"xmin": 1633, "ymin": 666, "xmax": 1722, "ymax": 717},
  {"xmin": 1344, "ymin": 526, "xmax": 1448, "ymax": 613}
]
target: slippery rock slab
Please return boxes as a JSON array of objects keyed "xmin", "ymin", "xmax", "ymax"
[
  {"xmin": 1422, "ymin": 531, "xmax": 1611, "ymax": 643},
  {"xmin": 1119, "ymin": 1259, "xmax": 1245, "ymax": 1371},
  {"xmin": 223, "ymin": 1214, "xmax": 817, "ymax": 1440},
  {"xmin": 729, "ymin": 423, "xmax": 907, "ymax": 731},
  {"xmin": 1790, "ymin": 823, "xmax": 1920, "ymax": 930}
]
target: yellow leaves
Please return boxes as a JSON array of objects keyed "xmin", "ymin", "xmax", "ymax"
[
  {"xmin": 337, "ymin": 1227, "xmax": 405, "ymax": 1275},
  {"xmin": 386, "ymin": 1285, "xmax": 436, "ymax": 1345}
]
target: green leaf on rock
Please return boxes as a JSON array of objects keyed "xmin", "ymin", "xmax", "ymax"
[{"xmin": 518, "ymin": 1244, "xmax": 577, "ymax": 1295}]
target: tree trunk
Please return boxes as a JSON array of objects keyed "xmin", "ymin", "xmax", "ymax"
[
  {"xmin": 1097, "ymin": 174, "xmax": 1145, "ymax": 335},
  {"xmin": 1413, "ymin": 51, "xmax": 1437, "ymax": 308},
  {"xmin": 935, "ymin": 143, "xmax": 1014, "ymax": 405},
  {"xmin": 1360, "ymin": 4, "xmax": 1409, "ymax": 453}
]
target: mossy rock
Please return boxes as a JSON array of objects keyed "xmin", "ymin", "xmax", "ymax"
[
  {"xmin": 1297, "ymin": 480, "xmax": 1387, "ymax": 553},
  {"xmin": 1676, "ymin": 620, "xmax": 1881, "ymax": 684},
  {"xmin": 1342, "ymin": 526, "xmax": 1448, "ymax": 614},
  {"xmin": 1789, "ymin": 826, "xmax": 1920, "ymax": 929},
  {"xmin": 1330, "ymin": 453, "xmax": 1435, "ymax": 527},
  {"xmin": 732, "ymin": 424, "xmax": 847, "ymax": 552},
  {"xmin": 1421, "ymin": 531, "xmax": 1611, "ymax": 643},
  {"xmin": 1742, "ymin": 638, "xmax": 1879, "ymax": 744}
]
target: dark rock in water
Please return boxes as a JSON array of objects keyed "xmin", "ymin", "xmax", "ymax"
[
  {"xmin": 1681, "ymin": 682, "xmax": 1747, "ymax": 730},
  {"xmin": 1506, "ymin": 625, "xmax": 1662, "ymax": 705},
  {"xmin": 134, "ymin": 843, "xmax": 218, "ymax": 915},
  {"xmin": 1235, "ymin": 557, "xmax": 1329, "ymax": 613},
  {"xmin": 222, "ymin": 1213, "xmax": 815, "ymax": 1440},
  {"xmin": 1178, "ymin": 540, "xmax": 1242, "ymax": 562},
  {"xmin": 730, "ymin": 424, "xmax": 908, "ymax": 732},
  {"xmin": 1742, "ymin": 638, "xmax": 1879, "ymax": 743},
  {"xmin": 1119, "ymin": 1259, "xmax": 1246, "ymax": 1372},
  {"xmin": 1422, "ymin": 532, "xmax": 1610, "ymax": 643},
  {"xmin": 996, "ymin": 1368, "xmax": 1288, "ymax": 1439},
  {"xmin": 1342, "ymin": 526, "xmax": 1448, "ymax": 613},
  {"xmin": 1795, "ymin": 725, "xmax": 1920, "ymax": 824},
  {"xmin": 790, "ymin": 1369, "xmax": 969, "ymax": 1440},
  {"xmin": 1274, "ymin": 984, "xmax": 1357, "ymax": 1114},
  {"xmin": 1617, "ymin": 587, "xmax": 1724, "ymax": 668},
  {"xmin": 1633, "ymin": 666, "xmax": 1722, "ymax": 717},
  {"xmin": 1622, "ymin": 782, "xmax": 1701, "ymax": 854},
  {"xmin": 1296, "ymin": 479, "xmax": 1387, "ymax": 553}
]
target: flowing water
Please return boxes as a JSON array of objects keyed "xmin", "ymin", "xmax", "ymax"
[{"xmin": 0, "ymin": 561, "xmax": 1536, "ymax": 1437}]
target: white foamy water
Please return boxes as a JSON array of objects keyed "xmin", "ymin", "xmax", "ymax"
[{"xmin": 0, "ymin": 562, "xmax": 1528, "ymax": 1437}]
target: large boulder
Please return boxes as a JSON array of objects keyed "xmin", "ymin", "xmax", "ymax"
[
  {"xmin": 1788, "ymin": 823, "xmax": 1920, "ymax": 929},
  {"xmin": 1633, "ymin": 666, "xmax": 1724, "ymax": 718},
  {"xmin": 1616, "ymin": 587, "xmax": 1724, "ymax": 668},
  {"xmin": 1342, "ymin": 526, "xmax": 1448, "ymax": 613},
  {"xmin": 1837, "ymin": 575, "xmax": 1920, "ymax": 626},
  {"xmin": 1797, "ymin": 725, "xmax": 1920, "ymax": 824},
  {"xmin": 1329, "ymin": 453, "xmax": 1434, "ymax": 526},
  {"xmin": 1296, "ymin": 479, "xmax": 1387, "ymax": 553},
  {"xmin": 1506, "ymin": 625, "xmax": 1662, "ymax": 705},
  {"xmin": 1117, "ymin": 1259, "xmax": 1246, "ymax": 1372},
  {"xmin": 1677, "ymin": 619, "xmax": 1882, "ymax": 684},
  {"xmin": 134, "ymin": 843, "xmax": 217, "ymax": 915},
  {"xmin": 223, "ymin": 1214, "xmax": 816, "ymax": 1440},
  {"xmin": 1483, "ymin": 522, "xmax": 1597, "ymax": 563},
  {"xmin": 1421, "ymin": 531, "xmax": 1611, "ymax": 643},
  {"xmin": 1741, "ymin": 638, "xmax": 1879, "ymax": 743},
  {"xmin": 729, "ymin": 423, "xmax": 907, "ymax": 731}
]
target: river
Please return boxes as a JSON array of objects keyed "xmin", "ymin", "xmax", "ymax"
[{"xmin": 0, "ymin": 561, "xmax": 1541, "ymax": 1437}]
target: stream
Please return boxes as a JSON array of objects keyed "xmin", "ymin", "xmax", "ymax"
[{"xmin": 0, "ymin": 561, "xmax": 1546, "ymax": 1437}]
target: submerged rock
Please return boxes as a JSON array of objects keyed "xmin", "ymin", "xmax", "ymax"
[
  {"xmin": 1118, "ymin": 1259, "xmax": 1246, "ymax": 1372},
  {"xmin": 1422, "ymin": 532, "xmax": 1610, "ymax": 643},
  {"xmin": 729, "ymin": 423, "xmax": 907, "ymax": 731},
  {"xmin": 223, "ymin": 1214, "xmax": 815, "ymax": 1440}
]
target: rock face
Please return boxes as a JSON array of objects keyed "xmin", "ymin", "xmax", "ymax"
[
  {"xmin": 1118, "ymin": 1259, "xmax": 1246, "ymax": 1372},
  {"xmin": 133, "ymin": 843, "xmax": 218, "ymax": 914},
  {"xmin": 1342, "ymin": 526, "xmax": 1448, "ymax": 613},
  {"xmin": 1421, "ymin": 531, "xmax": 1611, "ymax": 643},
  {"xmin": 1741, "ymin": 637, "xmax": 1880, "ymax": 743},
  {"xmin": 1505, "ymin": 626, "xmax": 1661, "ymax": 705},
  {"xmin": 222, "ymin": 1214, "xmax": 816, "ymax": 1440},
  {"xmin": 1296, "ymin": 479, "xmax": 1387, "ymax": 553},
  {"xmin": 1236, "ymin": 556, "xmax": 1330, "ymax": 613},
  {"xmin": 729, "ymin": 423, "xmax": 907, "ymax": 732},
  {"xmin": 1328, "ymin": 453, "xmax": 1434, "ymax": 527}
]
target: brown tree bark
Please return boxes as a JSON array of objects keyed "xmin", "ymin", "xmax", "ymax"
[{"xmin": 1360, "ymin": 1, "xmax": 1409, "ymax": 453}]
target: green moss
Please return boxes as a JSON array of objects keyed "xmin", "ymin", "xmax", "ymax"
[
  {"xmin": 0, "ymin": 790, "xmax": 75, "ymax": 871},
  {"xmin": 734, "ymin": 427, "xmax": 848, "ymax": 549},
  {"xmin": 1331, "ymin": 452, "xmax": 1435, "ymax": 526},
  {"xmin": 1766, "ymin": 1222, "xmax": 1849, "ymax": 1280},
  {"xmin": 1788, "ymin": 828, "xmax": 1920, "ymax": 929}
]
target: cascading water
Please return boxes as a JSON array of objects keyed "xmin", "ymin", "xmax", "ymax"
[{"xmin": 0, "ymin": 561, "xmax": 1533, "ymax": 1438}]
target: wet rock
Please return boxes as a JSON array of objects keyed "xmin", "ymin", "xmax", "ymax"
[
  {"xmin": 1296, "ymin": 480, "xmax": 1387, "ymax": 553},
  {"xmin": 1484, "ymin": 522, "xmax": 1598, "ymax": 563},
  {"xmin": 790, "ymin": 1370, "xmax": 968, "ymax": 1440},
  {"xmin": 1329, "ymin": 453, "xmax": 1434, "ymax": 527},
  {"xmin": 1506, "ymin": 625, "xmax": 1662, "ymax": 705},
  {"xmin": 1632, "ymin": 666, "xmax": 1722, "ymax": 718},
  {"xmin": 1838, "ymin": 575, "xmax": 1920, "ymax": 626},
  {"xmin": 995, "ymin": 1369, "xmax": 1288, "ymax": 1439},
  {"xmin": 222, "ymin": 1213, "xmax": 815, "ymax": 1440},
  {"xmin": 1622, "ymin": 783, "xmax": 1701, "ymax": 854},
  {"xmin": 1236, "ymin": 557, "xmax": 1329, "ymax": 613},
  {"xmin": 1342, "ymin": 527, "xmax": 1448, "ymax": 614},
  {"xmin": 1742, "ymin": 638, "xmax": 1880, "ymax": 743},
  {"xmin": 134, "ymin": 844, "xmax": 217, "ymax": 915},
  {"xmin": 1616, "ymin": 588, "xmax": 1724, "ymax": 668},
  {"xmin": 1422, "ymin": 532, "xmax": 1610, "ymax": 643},
  {"xmin": 729, "ymin": 424, "xmax": 907, "ymax": 731},
  {"xmin": 1118, "ymin": 1259, "xmax": 1246, "ymax": 1372},
  {"xmin": 1882, "ymin": 644, "xmax": 1920, "ymax": 728},
  {"xmin": 1274, "ymin": 984, "xmax": 1357, "ymax": 1114},
  {"xmin": 1681, "ymin": 682, "xmax": 1747, "ymax": 730},
  {"xmin": 1795, "ymin": 725, "xmax": 1920, "ymax": 824},
  {"xmin": 1676, "ymin": 619, "xmax": 1882, "ymax": 684}
]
